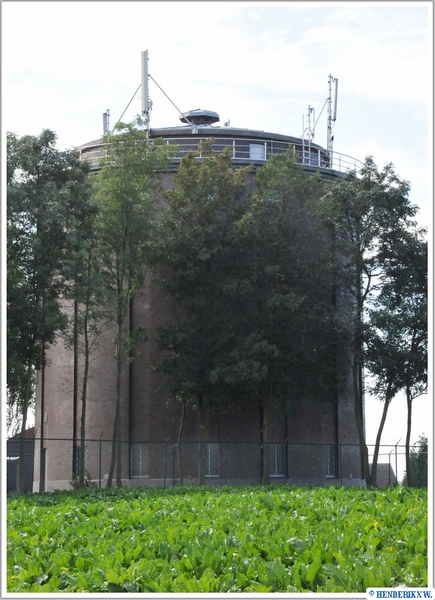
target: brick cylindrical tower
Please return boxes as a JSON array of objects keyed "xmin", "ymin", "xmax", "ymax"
[{"xmin": 34, "ymin": 112, "xmax": 365, "ymax": 490}]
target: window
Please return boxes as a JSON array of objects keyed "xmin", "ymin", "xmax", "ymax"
[
  {"xmin": 270, "ymin": 443, "xmax": 286, "ymax": 477},
  {"xmin": 130, "ymin": 443, "xmax": 149, "ymax": 477},
  {"xmin": 326, "ymin": 445, "xmax": 337, "ymax": 477},
  {"xmin": 206, "ymin": 443, "xmax": 220, "ymax": 477},
  {"xmin": 75, "ymin": 445, "xmax": 88, "ymax": 472},
  {"xmin": 249, "ymin": 143, "xmax": 265, "ymax": 160}
]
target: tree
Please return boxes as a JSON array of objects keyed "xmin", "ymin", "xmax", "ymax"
[
  {"xmin": 364, "ymin": 316, "xmax": 402, "ymax": 488},
  {"xmin": 233, "ymin": 149, "xmax": 337, "ymax": 485},
  {"xmin": 384, "ymin": 228, "xmax": 427, "ymax": 486},
  {"xmin": 403, "ymin": 435, "xmax": 427, "ymax": 487},
  {"xmin": 318, "ymin": 157, "xmax": 418, "ymax": 485},
  {"xmin": 93, "ymin": 117, "xmax": 175, "ymax": 487},
  {"xmin": 63, "ymin": 224, "xmax": 108, "ymax": 487},
  {"xmin": 7, "ymin": 129, "xmax": 94, "ymax": 492},
  {"xmin": 152, "ymin": 146, "xmax": 337, "ymax": 485},
  {"xmin": 150, "ymin": 141, "xmax": 253, "ymax": 485},
  {"xmin": 366, "ymin": 227, "xmax": 427, "ymax": 487}
]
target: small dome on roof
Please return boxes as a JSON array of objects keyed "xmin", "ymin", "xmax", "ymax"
[{"xmin": 179, "ymin": 109, "xmax": 220, "ymax": 126}]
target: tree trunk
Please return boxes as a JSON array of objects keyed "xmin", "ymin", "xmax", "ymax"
[
  {"xmin": 18, "ymin": 361, "xmax": 33, "ymax": 493},
  {"xmin": 352, "ymin": 265, "xmax": 372, "ymax": 486},
  {"xmin": 261, "ymin": 390, "xmax": 273, "ymax": 486},
  {"xmin": 38, "ymin": 295, "xmax": 46, "ymax": 494},
  {"xmin": 371, "ymin": 382, "xmax": 393, "ymax": 488},
  {"xmin": 197, "ymin": 393, "xmax": 210, "ymax": 486},
  {"xmin": 79, "ymin": 308, "xmax": 90, "ymax": 487},
  {"xmin": 107, "ymin": 325, "xmax": 123, "ymax": 488},
  {"xmin": 352, "ymin": 358, "xmax": 371, "ymax": 486},
  {"xmin": 79, "ymin": 247, "xmax": 94, "ymax": 487},
  {"xmin": 106, "ymin": 402, "xmax": 118, "ymax": 488},
  {"xmin": 177, "ymin": 400, "xmax": 186, "ymax": 485},
  {"xmin": 405, "ymin": 387, "xmax": 413, "ymax": 487},
  {"xmin": 115, "ymin": 329, "xmax": 123, "ymax": 487}
]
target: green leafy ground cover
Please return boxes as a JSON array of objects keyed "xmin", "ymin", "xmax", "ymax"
[{"xmin": 7, "ymin": 485, "xmax": 427, "ymax": 593}]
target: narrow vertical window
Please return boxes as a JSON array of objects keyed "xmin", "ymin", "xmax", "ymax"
[
  {"xmin": 75, "ymin": 445, "xmax": 88, "ymax": 473},
  {"xmin": 270, "ymin": 444, "xmax": 286, "ymax": 477},
  {"xmin": 130, "ymin": 443, "xmax": 149, "ymax": 477},
  {"xmin": 326, "ymin": 445, "xmax": 337, "ymax": 477},
  {"xmin": 206, "ymin": 443, "xmax": 220, "ymax": 476}
]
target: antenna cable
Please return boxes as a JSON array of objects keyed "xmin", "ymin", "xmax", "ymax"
[
  {"xmin": 113, "ymin": 84, "xmax": 141, "ymax": 131},
  {"xmin": 148, "ymin": 73, "xmax": 195, "ymax": 129}
]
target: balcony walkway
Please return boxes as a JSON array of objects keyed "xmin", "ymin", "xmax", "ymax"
[{"xmin": 80, "ymin": 133, "xmax": 363, "ymax": 177}]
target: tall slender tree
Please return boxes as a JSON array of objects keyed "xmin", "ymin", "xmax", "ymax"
[
  {"xmin": 318, "ymin": 157, "xmax": 419, "ymax": 485},
  {"xmin": 94, "ymin": 117, "xmax": 175, "ymax": 487},
  {"xmin": 63, "ymin": 228, "xmax": 108, "ymax": 487},
  {"xmin": 366, "ymin": 227, "xmax": 427, "ymax": 486},
  {"xmin": 7, "ymin": 129, "xmax": 94, "ymax": 492}
]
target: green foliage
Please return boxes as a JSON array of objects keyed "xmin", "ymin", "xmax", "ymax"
[
  {"xmin": 245, "ymin": 150, "xmax": 337, "ymax": 405},
  {"xmin": 365, "ymin": 226, "xmax": 427, "ymax": 487},
  {"xmin": 318, "ymin": 156, "xmax": 418, "ymax": 361},
  {"xmin": 317, "ymin": 157, "xmax": 421, "ymax": 485},
  {"xmin": 366, "ymin": 227, "xmax": 427, "ymax": 399},
  {"xmin": 229, "ymin": 150, "xmax": 338, "ymax": 483},
  {"xmin": 151, "ymin": 146, "xmax": 337, "ymax": 484},
  {"xmin": 150, "ymin": 141, "xmax": 253, "ymax": 482},
  {"xmin": 95, "ymin": 118, "xmax": 176, "ymax": 324},
  {"xmin": 7, "ymin": 128, "xmax": 95, "ymax": 491},
  {"xmin": 7, "ymin": 485, "xmax": 427, "ymax": 592},
  {"xmin": 7, "ymin": 129, "xmax": 94, "ymax": 381}
]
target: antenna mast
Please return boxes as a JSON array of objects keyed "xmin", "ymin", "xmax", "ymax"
[
  {"xmin": 103, "ymin": 109, "xmax": 110, "ymax": 135},
  {"xmin": 327, "ymin": 74, "xmax": 338, "ymax": 165},
  {"xmin": 141, "ymin": 50, "xmax": 152, "ymax": 132},
  {"xmin": 302, "ymin": 105, "xmax": 315, "ymax": 165}
]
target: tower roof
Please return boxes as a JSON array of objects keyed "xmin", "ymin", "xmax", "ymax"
[{"xmin": 179, "ymin": 109, "xmax": 220, "ymax": 126}]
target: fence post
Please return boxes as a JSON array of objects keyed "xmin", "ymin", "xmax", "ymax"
[
  {"xmin": 224, "ymin": 439, "xmax": 230, "ymax": 486},
  {"xmin": 339, "ymin": 442, "xmax": 343, "ymax": 486},
  {"xmin": 395, "ymin": 438, "xmax": 401, "ymax": 486},
  {"xmin": 172, "ymin": 443, "xmax": 176, "ymax": 487},
  {"xmin": 99, "ymin": 432, "xmax": 103, "ymax": 489},
  {"xmin": 389, "ymin": 448, "xmax": 393, "ymax": 486},
  {"xmin": 163, "ymin": 437, "xmax": 169, "ymax": 488}
]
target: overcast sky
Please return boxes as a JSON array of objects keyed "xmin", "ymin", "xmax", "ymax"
[{"xmin": 2, "ymin": 1, "xmax": 433, "ymax": 474}]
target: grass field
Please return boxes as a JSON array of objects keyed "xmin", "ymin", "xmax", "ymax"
[{"xmin": 7, "ymin": 484, "xmax": 427, "ymax": 593}]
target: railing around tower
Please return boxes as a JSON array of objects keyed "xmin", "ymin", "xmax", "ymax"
[{"xmin": 80, "ymin": 135, "xmax": 363, "ymax": 175}]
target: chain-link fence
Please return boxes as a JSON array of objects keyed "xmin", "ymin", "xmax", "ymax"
[
  {"xmin": 6, "ymin": 437, "xmax": 35, "ymax": 494},
  {"xmin": 7, "ymin": 436, "xmax": 427, "ymax": 494}
]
